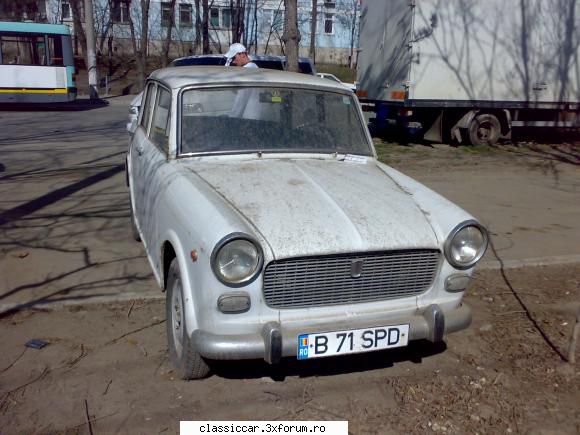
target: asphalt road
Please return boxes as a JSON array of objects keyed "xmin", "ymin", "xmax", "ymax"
[
  {"xmin": 0, "ymin": 96, "xmax": 157, "ymax": 312},
  {"xmin": 0, "ymin": 99, "xmax": 579, "ymax": 312}
]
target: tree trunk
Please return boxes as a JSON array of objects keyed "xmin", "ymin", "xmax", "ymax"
[
  {"xmin": 232, "ymin": 0, "xmax": 245, "ymax": 44},
  {"xmin": 161, "ymin": 0, "xmax": 177, "ymax": 67},
  {"xmin": 70, "ymin": 0, "xmax": 87, "ymax": 64},
  {"xmin": 253, "ymin": 0, "xmax": 258, "ymax": 52},
  {"xmin": 348, "ymin": 1, "xmax": 357, "ymax": 68},
  {"xmin": 107, "ymin": 32, "xmax": 114, "ymax": 76},
  {"xmin": 130, "ymin": 0, "xmax": 150, "ymax": 91},
  {"xmin": 283, "ymin": 0, "xmax": 300, "ymax": 72},
  {"xmin": 202, "ymin": 0, "xmax": 210, "ymax": 53},
  {"xmin": 309, "ymin": 0, "xmax": 317, "ymax": 62},
  {"xmin": 194, "ymin": 0, "xmax": 201, "ymax": 54}
]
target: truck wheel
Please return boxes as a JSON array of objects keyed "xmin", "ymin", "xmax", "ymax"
[
  {"xmin": 166, "ymin": 259, "xmax": 211, "ymax": 380},
  {"xmin": 468, "ymin": 113, "xmax": 501, "ymax": 146}
]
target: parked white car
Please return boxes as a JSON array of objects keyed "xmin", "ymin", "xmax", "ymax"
[
  {"xmin": 316, "ymin": 72, "xmax": 356, "ymax": 92},
  {"xmin": 126, "ymin": 66, "xmax": 488, "ymax": 379}
]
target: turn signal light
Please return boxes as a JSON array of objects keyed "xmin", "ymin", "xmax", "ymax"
[{"xmin": 217, "ymin": 292, "xmax": 251, "ymax": 314}]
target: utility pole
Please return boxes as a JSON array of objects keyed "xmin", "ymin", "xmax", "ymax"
[{"xmin": 84, "ymin": 0, "xmax": 98, "ymax": 99}]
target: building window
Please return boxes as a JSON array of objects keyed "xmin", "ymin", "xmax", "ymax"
[
  {"xmin": 323, "ymin": 1, "xmax": 335, "ymax": 8},
  {"xmin": 222, "ymin": 8, "xmax": 231, "ymax": 28},
  {"xmin": 179, "ymin": 3, "xmax": 192, "ymax": 27},
  {"xmin": 210, "ymin": 7, "xmax": 219, "ymax": 27},
  {"xmin": 61, "ymin": 0, "xmax": 71, "ymax": 20},
  {"xmin": 272, "ymin": 9, "xmax": 284, "ymax": 31},
  {"xmin": 324, "ymin": 13, "xmax": 333, "ymax": 34},
  {"xmin": 161, "ymin": 2, "xmax": 174, "ymax": 27},
  {"xmin": 112, "ymin": 0, "xmax": 130, "ymax": 24}
]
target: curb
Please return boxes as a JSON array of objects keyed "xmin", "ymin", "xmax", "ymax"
[
  {"xmin": 0, "ymin": 292, "xmax": 163, "ymax": 316},
  {"xmin": 478, "ymin": 254, "xmax": 580, "ymax": 270}
]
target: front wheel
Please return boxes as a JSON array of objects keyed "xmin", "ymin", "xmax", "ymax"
[
  {"xmin": 468, "ymin": 113, "xmax": 501, "ymax": 146},
  {"xmin": 166, "ymin": 259, "xmax": 210, "ymax": 380}
]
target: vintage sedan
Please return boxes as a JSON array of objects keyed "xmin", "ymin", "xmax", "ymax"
[{"xmin": 127, "ymin": 66, "xmax": 488, "ymax": 379}]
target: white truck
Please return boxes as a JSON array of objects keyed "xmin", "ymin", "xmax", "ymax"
[{"xmin": 356, "ymin": 0, "xmax": 580, "ymax": 145}]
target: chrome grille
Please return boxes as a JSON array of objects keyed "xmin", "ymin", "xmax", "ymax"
[{"xmin": 263, "ymin": 250, "xmax": 440, "ymax": 309}]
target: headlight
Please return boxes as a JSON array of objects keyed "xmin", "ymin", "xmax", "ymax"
[
  {"xmin": 444, "ymin": 221, "xmax": 488, "ymax": 269},
  {"xmin": 211, "ymin": 233, "xmax": 263, "ymax": 286}
]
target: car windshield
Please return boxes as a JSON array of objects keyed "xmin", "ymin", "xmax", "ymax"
[{"xmin": 180, "ymin": 86, "xmax": 371, "ymax": 156}]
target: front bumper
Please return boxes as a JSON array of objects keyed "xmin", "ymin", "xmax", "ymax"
[{"xmin": 192, "ymin": 303, "xmax": 471, "ymax": 364}]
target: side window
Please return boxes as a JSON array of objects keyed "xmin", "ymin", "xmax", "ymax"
[
  {"xmin": 47, "ymin": 36, "xmax": 64, "ymax": 65},
  {"xmin": 0, "ymin": 35, "xmax": 45, "ymax": 65},
  {"xmin": 150, "ymin": 87, "xmax": 171, "ymax": 152},
  {"xmin": 140, "ymin": 83, "xmax": 156, "ymax": 131}
]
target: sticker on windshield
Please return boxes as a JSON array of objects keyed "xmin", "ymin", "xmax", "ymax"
[
  {"xmin": 271, "ymin": 90, "xmax": 282, "ymax": 103},
  {"xmin": 342, "ymin": 96, "xmax": 351, "ymax": 105},
  {"xmin": 343, "ymin": 154, "xmax": 367, "ymax": 164}
]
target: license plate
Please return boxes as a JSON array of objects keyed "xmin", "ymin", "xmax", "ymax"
[{"xmin": 297, "ymin": 324, "xmax": 410, "ymax": 360}]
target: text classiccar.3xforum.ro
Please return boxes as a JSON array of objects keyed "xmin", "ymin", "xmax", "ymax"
[{"xmin": 197, "ymin": 423, "xmax": 328, "ymax": 433}]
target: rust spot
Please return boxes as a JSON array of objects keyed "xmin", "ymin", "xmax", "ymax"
[{"xmin": 190, "ymin": 250, "xmax": 198, "ymax": 262}]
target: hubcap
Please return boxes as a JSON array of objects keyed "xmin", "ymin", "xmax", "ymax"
[
  {"xmin": 478, "ymin": 124, "xmax": 491, "ymax": 141},
  {"xmin": 171, "ymin": 280, "xmax": 184, "ymax": 358}
]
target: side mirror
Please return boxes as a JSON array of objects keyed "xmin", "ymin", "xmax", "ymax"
[
  {"xmin": 127, "ymin": 105, "xmax": 139, "ymax": 135},
  {"xmin": 127, "ymin": 118, "xmax": 138, "ymax": 135}
]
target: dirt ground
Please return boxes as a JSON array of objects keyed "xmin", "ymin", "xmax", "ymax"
[
  {"xmin": 0, "ymin": 265, "xmax": 579, "ymax": 434},
  {"xmin": 0, "ymin": 141, "xmax": 579, "ymax": 434}
]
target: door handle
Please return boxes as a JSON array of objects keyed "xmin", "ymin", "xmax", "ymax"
[{"xmin": 136, "ymin": 144, "xmax": 144, "ymax": 156}]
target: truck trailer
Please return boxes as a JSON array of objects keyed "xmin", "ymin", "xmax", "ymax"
[{"xmin": 356, "ymin": 0, "xmax": 580, "ymax": 145}]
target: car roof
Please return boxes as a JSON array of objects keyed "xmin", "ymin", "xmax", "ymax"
[
  {"xmin": 169, "ymin": 54, "xmax": 316, "ymax": 74},
  {"xmin": 149, "ymin": 66, "xmax": 349, "ymax": 92}
]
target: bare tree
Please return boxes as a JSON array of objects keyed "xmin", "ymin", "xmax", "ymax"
[
  {"xmin": 252, "ymin": 0, "xmax": 259, "ymax": 52},
  {"xmin": 161, "ymin": 0, "xmax": 177, "ymax": 67},
  {"xmin": 194, "ymin": 0, "xmax": 202, "ymax": 54},
  {"xmin": 309, "ymin": 0, "xmax": 317, "ymax": 62},
  {"xmin": 283, "ymin": 0, "xmax": 300, "ymax": 72},
  {"xmin": 335, "ymin": 0, "xmax": 359, "ymax": 67},
  {"xmin": 231, "ymin": 0, "xmax": 245, "ymax": 43},
  {"xmin": 263, "ymin": 0, "xmax": 284, "ymax": 55},
  {"xmin": 202, "ymin": 0, "xmax": 210, "ymax": 53},
  {"xmin": 128, "ymin": 0, "xmax": 151, "ymax": 91},
  {"xmin": 70, "ymin": 0, "xmax": 87, "ymax": 62}
]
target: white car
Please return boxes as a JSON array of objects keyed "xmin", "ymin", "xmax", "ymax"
[
  {"xmin": 126, "ymin": 66, "xmax": 488, "ymax": 379},
  {"xmin": 316, "ymin": 72, "xmax": 356, "ymax": 92}
]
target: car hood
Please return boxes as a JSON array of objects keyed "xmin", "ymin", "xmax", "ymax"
[{"xmin": 188, "ymin": 158, "xmax": 439, "ymax": 259}]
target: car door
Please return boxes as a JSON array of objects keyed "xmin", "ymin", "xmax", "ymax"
[
  {"xmin": 137, "ymin": 85, "xmax": 173, "ymax": 267},
  {"xmin": 129, "ymin": 82, "xmax": 156, "ymax": 236}
]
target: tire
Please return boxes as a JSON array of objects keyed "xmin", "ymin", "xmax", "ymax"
[
  {"xmin": 166, "ymin": 259, "xmax": 210, "ymax": 380},
  {"xmin": 129, "ymin": 193, "xmax": 141, "ymax": 242},
  {"xmin": 468, "ymin": 113, "xmax": 501, "ymax": 146}
]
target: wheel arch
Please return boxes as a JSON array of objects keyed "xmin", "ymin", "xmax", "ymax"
[
  {"xmin": 162, "ymin": 240, "xmax": 177, "ymax": 291},
  {"xmin": 160, "ymin": 233, "xmax": 201, "ymax": 334}
]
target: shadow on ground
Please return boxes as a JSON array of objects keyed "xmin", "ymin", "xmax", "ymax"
[
  {"xmin": 0, "ymin": 99, "xmax": 109, "ymax": 112},
  {"xmin": 210, "ymin": 340, "xmax": 447, "ymax": 381}
]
